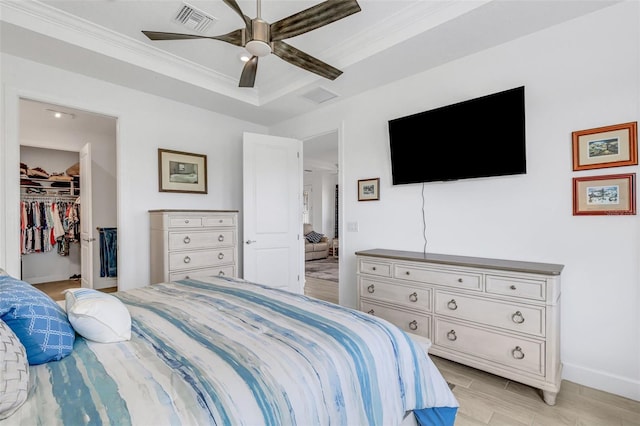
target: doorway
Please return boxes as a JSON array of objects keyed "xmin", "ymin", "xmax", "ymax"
[
  {"xmin": 18, "ymin": 99, "xmax": 118, "ymax": 298},
  {"xmin": 302, "ymin": 130, "xmax": 339, "ymax": 304}
]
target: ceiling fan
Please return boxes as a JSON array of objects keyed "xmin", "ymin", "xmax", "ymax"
[{"xmin": 142, "ymin": 0, "xmax": 361, "ymax": 88}]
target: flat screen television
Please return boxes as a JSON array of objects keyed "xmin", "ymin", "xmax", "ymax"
[{"xmin": 388, "ymin": 86, "xmax": 526, "ymax": 185}]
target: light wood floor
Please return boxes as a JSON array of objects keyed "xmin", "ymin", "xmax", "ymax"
[
  {"xmin": 35, "ymin": 277, "xmax": 640, "ymax": 424},
  {"xmin": 33, "ymin": 279, "xmax": 117, "ymax": 301},
  {"xmin": 304, "ymin": 276, "xmax": 338, "ymax": 304},
  {"xmin": 432, "ymin": 355, "xmax": 640, "ymax": 425}
]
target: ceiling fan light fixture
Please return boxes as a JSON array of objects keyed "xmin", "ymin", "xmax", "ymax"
[{"xmin": 245, "ymin": 40, "xmax": 271, "ymax": 57}]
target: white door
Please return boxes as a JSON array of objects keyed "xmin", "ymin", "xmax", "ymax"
[
  {"xmin": 79, "ymin": 143, "xmax": 93, "ymax": 289},
  {"xmin": 243, "ymin": 132, "xmax": 303, "ymax": 293}
]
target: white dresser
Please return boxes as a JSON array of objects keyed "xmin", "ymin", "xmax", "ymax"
[
  {"xmin": 149, "ymin": 210, "xmax": 238, "ymax": 284},
  {"xmin": 356, "ymin": 249, "xmax": 563, "ymax": 405}
]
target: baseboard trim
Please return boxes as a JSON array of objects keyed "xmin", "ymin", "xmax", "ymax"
[{"xmin": 562, "ymin": 362, "xmax": 640, "ymax": 401}]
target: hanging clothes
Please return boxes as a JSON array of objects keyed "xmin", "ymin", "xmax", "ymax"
[
  {"xmin": 20, "ymin": 199, "xmax": 79, "ymax": 256},
  {"xmin": 99, "ymin": 227, "xmax": 117, "ymax": 278}
]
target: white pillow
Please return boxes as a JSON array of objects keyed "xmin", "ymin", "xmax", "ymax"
[
  {"xmin": 0, "ymin": 318, "xmax": 29, "ymax": 420},
  {"xmin": 64, "ymin": 288, "xmax": 131, "ymax": 343}
]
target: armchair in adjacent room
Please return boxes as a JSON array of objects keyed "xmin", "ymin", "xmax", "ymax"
[{"xmin": 303, "ymin": 223, "xmax": 330, "ymax": 261}]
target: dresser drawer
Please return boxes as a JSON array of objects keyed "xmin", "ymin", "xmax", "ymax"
[
  {"xmin": 359, "ymin": 277, "xmax": 431, "ymax": 311},
  {"xmin": 361, "ymin": 301, "xmax": 431, "ymax": 340},
  {"xmin": 486, "ymin": 275, "xmax": 546, "ymax": 301},
  {"xmin": 434, "ymin": 318, "xmax": 544, "ymax": 376},
  {"xmin": 394, "ymin": 265, "xmax": 482, "ymax": 291},
  {"xmin": 169, "ymin": 265, "xmax": 235, "ymax": 281},
  {"xmin": 203, "ymin": 215, "xmax": 236, "ymax": 227},
  {"xmin": 169, "ymin": 230, "xmax": 235, "ymax": 251},
  {"xmin": 435, "ymin": 291, "xmax": 545, "ymax": 337},
  {"xmin": 169, "ymin": 248, "xmax": 235, "ymax": 271},
  {"xmin": 358, "ymin": 259, "xmax": 392, "ymax": 278},
  {"xmin": 169, "ymin": 216, "xmax": 203, "ymax": 228}
]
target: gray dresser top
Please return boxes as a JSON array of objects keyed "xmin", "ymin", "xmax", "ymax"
[{"xmin": 355, "ymin": 249, "xmax": 564, "ymax": 275}]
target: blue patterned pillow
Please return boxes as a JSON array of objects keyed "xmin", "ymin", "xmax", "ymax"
[
  {"xmin": 0, "ymin": 276, "xmax": 75, "ymax": 365},
  {"xmin": 305, "ymin": 230, "xmax": 324, "ymax": 244}
]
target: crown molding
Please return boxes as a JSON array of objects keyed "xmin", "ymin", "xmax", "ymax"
[{"xmin": 0, "ymin": 0, "xmax": 260, "ymax": 105}]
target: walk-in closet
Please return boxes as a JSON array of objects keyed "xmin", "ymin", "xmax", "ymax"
[
  {"xmin": 19, "ymin": 98, "xmax": 119, "ymax": 295},
  {"xmin": 20, "ymin": 147, "xmax": 81, "ymax": 284}
]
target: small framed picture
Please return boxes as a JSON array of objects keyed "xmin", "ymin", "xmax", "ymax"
[
  {"xmin": 572, "ymin": 121, "xmax": 637, "ymax": 171},
  {"xmin": 572, "ymin": 173, "xmax": 636, "ymax": 216},
  {"xmin": 358, "ymin": 178, "xmax": 380, "ymax": 201},
  {"xmin": 158, "ymin": 148, "xmax": 207, "ymax": 194}
]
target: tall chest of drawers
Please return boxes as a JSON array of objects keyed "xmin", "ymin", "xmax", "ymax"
[
  {"xmin": 356, "ymin": 249, "xmax": 563, "ymax": 405},
  {"xmin": 149, "ymin": 210, "xmax": 238, "ymax": 284}
]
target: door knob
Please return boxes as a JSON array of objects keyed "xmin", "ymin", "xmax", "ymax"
[{"xmin": 245, "ymin": 240, "xmax": 256, "ymax": 244}]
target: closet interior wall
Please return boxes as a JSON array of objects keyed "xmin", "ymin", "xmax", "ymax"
[{"xmin": 20, "ymin": 146, "xmax": 81, "ymax": 284}]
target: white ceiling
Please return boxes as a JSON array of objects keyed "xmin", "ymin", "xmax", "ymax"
[{"xmin": 1, "ymin": 0, "xmax": 620, "ymax": 126}]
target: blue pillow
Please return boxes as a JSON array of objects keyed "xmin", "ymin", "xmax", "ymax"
[
  {"xmin": 0, "ymin": 276, "xmax": 75, "ymax": 365},
  {"xmin": 305, "ymin": 231, "xmax": 324, "ymax": 244}
]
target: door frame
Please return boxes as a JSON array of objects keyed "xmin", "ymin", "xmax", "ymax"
[
  {"xmin": 300, "ymin": 125, "xmax": 344, "ymax": 304},
  {"xmin": 0, "ymin": 87, "xmax": 120, "ymax": 285}
]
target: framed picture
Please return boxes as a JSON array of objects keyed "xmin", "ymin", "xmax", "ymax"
[
  {"xmin": 158, "ymin": 148, "xmax": 207, "ymax": 194},
  {"xmin": 572, "ymin": 121, "xmax": 637, "ymax": 171},
  {"xmin": 358, "ymin": 178, "xmax": 380, "ymax": 201},
  {"xmin": 572, "ymin": 173, "xmax": 636, "ymax": 216}
]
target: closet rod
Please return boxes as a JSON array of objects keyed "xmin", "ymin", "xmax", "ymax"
[{"xmin": 96, "ymin": 227, "xmax": 117, "ymax": 231}]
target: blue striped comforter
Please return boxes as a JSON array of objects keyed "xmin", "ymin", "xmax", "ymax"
[{"xmin": 5, "ymin": 277, "xmax": 458, "ymax": 425}]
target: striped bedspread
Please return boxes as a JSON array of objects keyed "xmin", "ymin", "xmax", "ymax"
[{"xmin": 5, "ymin": 276, "xmax": 458, "ymax": 425}]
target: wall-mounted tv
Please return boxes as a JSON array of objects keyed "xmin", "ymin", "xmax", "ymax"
[{"xmin": 388, "ymin": 86, "xmax": 526, "ymax": 185}]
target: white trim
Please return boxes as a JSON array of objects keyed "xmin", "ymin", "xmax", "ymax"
[
  {"xmin": 1, "ymin": 85, "xmax": 121, "ymax": 289},
  {"xmin": 562, "ymin": 362, "xmax": 640, "ymax": 402}
]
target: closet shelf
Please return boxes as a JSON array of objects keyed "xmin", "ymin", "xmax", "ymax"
[{"xmin": 21, "ymin": 176, "xmax": 80, "ymax": 197}]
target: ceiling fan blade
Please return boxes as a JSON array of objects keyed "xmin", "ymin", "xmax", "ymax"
[
  {"xmin": 142, "ymin": 29, "xmax": 244, "ymax": 46},
  {"xmin": 239, "ymin": 56, "xmax": 259, "ymax": 88},
  {"xmin": 272, "ymin": 41, "xmax": 342, "ymax": 81},
  {"xmin": 222, "ymin": 0, "xmax": 252, "ymax": 33},
  {"xmin": 270, "ymin": 0, "xmax": 361, "ymax": 42}
]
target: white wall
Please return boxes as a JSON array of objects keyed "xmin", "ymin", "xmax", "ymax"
[
  {"xmin": 303, "ymin": 170, "xmax": 337, "ymax": 239},
  {"xmin": 1, "ymin": 53, "xmax": 267, "ymax": 291},
  {"xmin": 270, "ymin": 2, "xmax": 639, "ymax": 401}
]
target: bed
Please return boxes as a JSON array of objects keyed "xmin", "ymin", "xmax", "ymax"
[{"xmin": 1, "ymin": 275, "xmax": 458, "ymax": 425}]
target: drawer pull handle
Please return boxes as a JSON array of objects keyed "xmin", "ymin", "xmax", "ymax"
[
  {"xmin": 457, "ymin": 278, "xmax": 463, "ymax": 283},
  {"xmin": 183, "ymin": 256, "xmax": 191, "ymax": 264},
  {"xmin": 219, "ymin": 219, "xmax": 223, "ymax": 223},
  {"xmin": 512, "ymin": 311, "xmax": 525, "ymax": 324},
  {"xmin": 510, "ymin": 285, "xmax": 517, "ymax": 290},
  {"xmin": 368, "ymin": 309, "xmax": 375, "ymax": 315},
  {"xmin": 183, "ymin": 236, "xmax": 191, "ymax": 244},
  {"xmin": 185, "ymin": 275, "xmax": 190, "ymax": 279},
  {"xmin": 409, "ymin": 292, "xmax": 418, "ymax": 302},
  {"xmin": 405, "ymin": 271, "xmax": 410, "ymax": 276},
  {"xmin": 218, "ymin": 271, "xmax": 225, "ymax": 276},
  {"xmin": 218, "ymin": 252, "xmax": 225, "ymax": 260},
  {"xmin": 446, "ymin": 330, "xmax": 457, "ymax": 341},
  {"xmin": 447, "ymin": 299, "xmax": 458, "ymax": 310},
  {"xmin": 367, "ymin": 284, "xmax": 375, "ymax": 293},
  {"xmin": 372, "ymin": 266, "xmax": 376, "ymax": 271},
  {"xmin": 184, "ymin": 219, "xmax": 190, "ymax": 224},
  {"xmin": 512, "ymin": 346, "xmax": 525, "ymax": 360},
  {"xmin": 218, "ymin": 235, "xmax": 225, "ymax": 242},
  {"xmin": 409, "ymin": 320, "xmax": 418, "ymax": 331}
]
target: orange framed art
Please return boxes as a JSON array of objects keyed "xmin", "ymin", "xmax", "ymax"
[
  {"xmin": 572, "ymin": 173, "xmax": 636, "ymax": 216},
  {"xmin": 572, "ymin": 122, "xmax": 637, "ymax": 171}
]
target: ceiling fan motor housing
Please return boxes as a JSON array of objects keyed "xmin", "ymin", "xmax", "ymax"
[{"xmin": 246, "ymin": 18, "xmax": 271, "ymax": 57}]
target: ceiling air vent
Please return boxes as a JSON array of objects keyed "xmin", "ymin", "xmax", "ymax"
[
  {"xmin": 174, "ymin": 3, "xmax": 216, "ymax": 33},
  {"xmin": 301, "ymin": 87, "xmax": 339, "ymax": 104}
]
